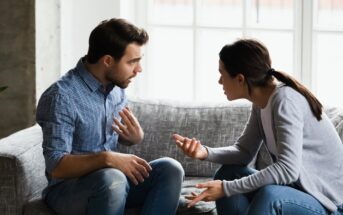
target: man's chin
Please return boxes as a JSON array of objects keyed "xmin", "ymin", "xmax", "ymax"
[{"xmin": 115, "ymin": 82, "xmax": 130, "ymax": 89}]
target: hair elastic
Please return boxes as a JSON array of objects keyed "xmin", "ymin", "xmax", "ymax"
[{"xmin": 267, "ymin": 68, "xmax": 276, "ymax": 76}]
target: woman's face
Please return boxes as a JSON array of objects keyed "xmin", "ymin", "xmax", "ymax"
[{"xmin": 218, "ymin": 60, "xmax": 245, "ymax": 101}]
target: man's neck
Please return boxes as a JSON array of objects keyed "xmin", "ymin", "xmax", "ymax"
[{"xmin": 83, "ymin": 59, "xmax": 110, "ymax": 86}]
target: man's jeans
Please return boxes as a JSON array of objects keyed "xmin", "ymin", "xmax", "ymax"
[
  {"xmin": 45, "ymin": 157, "xmax": 184, "ymax": 215},
  {"xmin": 214, "ymin": 165, "xmax": 343, "ymax": 215}
]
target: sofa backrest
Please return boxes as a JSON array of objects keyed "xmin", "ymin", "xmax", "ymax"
[
  {"xmin": 118, "ymin": 100, "xmax": 343, "ymax": 177},
  {"xmin": 118, "ymin": 100, "xmax": 252, "ymax": 177}
]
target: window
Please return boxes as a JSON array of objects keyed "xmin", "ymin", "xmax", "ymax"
[
  {"xmin": 312, "ymin": 0, "xmax": 343, "ymax": 107},
  {"xmin": 57, "ymin": 0, "xmax": 343, "ymax": 107},
  {"xmin": 124, "ymin": 0, "xmax": 343, "ymax": 107},
  {"xmin": 129, "ymin": 0, "xmax": 296, "ymax": 103}
]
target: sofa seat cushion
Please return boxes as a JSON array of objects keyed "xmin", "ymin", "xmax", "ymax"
[{"xmin": 177, "ymin": 177, "xmax": 216, "ymax": 215}]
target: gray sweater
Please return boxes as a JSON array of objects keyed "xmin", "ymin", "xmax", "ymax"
[{"xmin": 206, "ymin": 85, "xmax": 343, "ymax": 212}]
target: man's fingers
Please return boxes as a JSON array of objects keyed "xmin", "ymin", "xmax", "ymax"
[
  {"xmin": 127, "ymin": 173, "xmax": 138, "ymax": 185},
  {"xmin": 113, "ymin": 117, "xmax": 130, "ymax": 135},
  {"xmin": 123, "ymin": 108, "xmax": 139, "ymax": 127},
  {"xmin": 136, "ymin": 163, "xmax": 150, "ymax": 178},
  {"xmin": 112, "ymin": 124, "xmax": 129, "ymax": 139},
  {"xmin": 119, "ymin": 111, "xmax": 134, "ymax": 129},
  {"xmin": 136, "ymin": 157, "xmax": 152, "ymax": 171},
  {"xmin": 132, "ymin": 170, "xmax": 145, "ymax": 183},
  {"xmin": 112, "ymin": 124, "xmax": 122, "ymax": 134}
]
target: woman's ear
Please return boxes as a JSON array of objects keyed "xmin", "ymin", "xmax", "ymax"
[{"xmin": 237, "ymin": 73, "xmax": 245, "ymax": 85}]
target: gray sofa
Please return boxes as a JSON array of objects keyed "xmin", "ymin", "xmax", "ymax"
[{"xmin": 1, "ymin": 99, "xmax": 343, "ymax": 215}]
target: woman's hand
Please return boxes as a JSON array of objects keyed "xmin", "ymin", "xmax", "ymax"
[
  {"xmin": 172, "ymin": 133, "xmax": 208, "ymax": 160},
  {"xmin": 186, "ymin": 180, "xmax": 225, "ymax": 208},
  {"xmin": 112, "ymin": 107, "xmax": 144, "ymax": 145}
]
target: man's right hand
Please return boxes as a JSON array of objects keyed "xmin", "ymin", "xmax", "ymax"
[
  {"xmin": 172, "ymin": 134, "xmax": 208, "ymax": 160},
  {"xmin": 104, "ymin": 152, "xmax": 152, "ymax": 185}
]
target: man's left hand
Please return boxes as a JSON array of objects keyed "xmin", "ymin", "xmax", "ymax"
[
  {"xmin": 186, "ymin": 180, "xmax": 225, "ymax": 208},
  {"xmin": 112, "ymin": 107, "xmax": 144, "ymax": 145}
]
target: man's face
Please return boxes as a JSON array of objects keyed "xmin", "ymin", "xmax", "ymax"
[{"xmin": 106, "ymin": 43, "xmax": 143, "ymax": 88}]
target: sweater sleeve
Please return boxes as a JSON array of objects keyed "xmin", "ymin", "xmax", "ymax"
[
  {"xmin": 222, "ymin": 97, "xmax": 304, "ymax": 197},
  {"xmin": 205, "ymin": 105, "xmax": 263, "ymax": 165}
]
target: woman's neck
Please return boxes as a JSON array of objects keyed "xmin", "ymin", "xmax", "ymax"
[{"xmin": 249, "ymin": 81, "xmax": 278, "ymax": 109}]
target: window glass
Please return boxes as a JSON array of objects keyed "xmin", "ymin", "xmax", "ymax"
[
  {"xmin": 313, "ymin": 0, "xmax": 343, "ymax": 30},
  {"xmin": 146, "ymin": 27, "xmax": 194, "ymax": 101},
  {"xmin": 196, "ymin": 29, "xmax": 242, "ymax": 102},
  {"xmin": 248, "ymin": 31, "xmax": 294, "ymax": 75},
  {"xmin": 314, "ymin": 33, "xmax": 343, "ymax": 106},
  {"xmin": 196, "ymin": 0, "xmax": 243, "ymax": 27},
  {"xmin": 247, "ymin": 0, "xmax": 294, "ymax": 29},
  {"xmin": 148, "ymin": 0, "xmax": 193, "ymax": 26}
]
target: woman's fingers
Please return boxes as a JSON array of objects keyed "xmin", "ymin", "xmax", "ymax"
[
  {"xmin": 187, "ymin": 191, "xmax": 207, "ymax": 208},
  {"xmin": 172, "ymin": 133, "xmax": 185, "ymax": 141}
]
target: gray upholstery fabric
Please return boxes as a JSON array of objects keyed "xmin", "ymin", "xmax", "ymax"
[
  {"xmin": 0, "ymin": 125, "xmax": 47, "ymax": 215},
  {"xmin": 1, "ymin": 99, "xmax": 342, "ymax": 215},
  {"xmin": 118, "ymin": 100, "xmax": 251, "ymax": 177}
]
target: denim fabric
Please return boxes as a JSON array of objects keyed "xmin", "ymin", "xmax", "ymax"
[
  {"xmin": 36, "ymin": 58, "xmax": 127, "ymax": 194},
  {"xmin": 45, "ymin": 157, "xmax": 184, "ymax": 215},
  {"xmin": 214, "ymin": 165, "xmax": 343, "ymax": 215}
]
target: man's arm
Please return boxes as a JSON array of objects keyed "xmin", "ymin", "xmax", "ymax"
[
  {"xmin": 52, "ymin": 151, "xmax": 152, "ymax": 185},
  {"xmin": 51, "ymin": 152, "xmax": 106, "ymax": 179}
]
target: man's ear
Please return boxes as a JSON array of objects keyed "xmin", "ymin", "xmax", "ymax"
[{"xmin": 102, "ymin": 55, "xmax": 114, "ymax": 67}]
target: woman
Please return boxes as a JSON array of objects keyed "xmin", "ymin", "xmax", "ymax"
[{"xmin": 173, "ymin": 39, "xmax": 343, "ymax": 215}]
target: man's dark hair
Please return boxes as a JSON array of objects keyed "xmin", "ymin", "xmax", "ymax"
[{"xmin": 86, "ymin": 18, "xmax": 149, "ymax": 63}]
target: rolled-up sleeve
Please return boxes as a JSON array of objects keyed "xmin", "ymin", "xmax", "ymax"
[{"xmin": 36, "ymin": 93, "xmax": 75, "ymax": 174}]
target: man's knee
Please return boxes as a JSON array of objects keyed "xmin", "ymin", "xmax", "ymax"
[
  {"xmin": 89, "ymin": 168, "xmax": 129, "ymax": 195},
  {"xmin": 154, "ymin": 157, "xmax": 184, "ymax": 180}
]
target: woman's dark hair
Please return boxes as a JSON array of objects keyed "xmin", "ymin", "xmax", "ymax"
[
  {"xmin": 86, "ymin": 18, "xmax": 149, "ymax": 63},
  {"xmin": 219, "ymin": 39, "xmax": 323, "ymax": 121}
]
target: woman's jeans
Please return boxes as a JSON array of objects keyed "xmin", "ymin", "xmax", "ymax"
[
  {"xmin": 45, "ymin": 157, "xmax": 184, "ymax": 215},
  {"xmin": 214, "ymin": 165, "xmax": 343, "ymax": 215}
]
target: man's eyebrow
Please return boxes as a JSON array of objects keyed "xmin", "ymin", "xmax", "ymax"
[
  {"xmin": 128, "ymin": 57, "xmax": 141, "ymax": 63},
  {"xmin": 128, "ymin": 55, "xmax": 144, "ymax": 63}
]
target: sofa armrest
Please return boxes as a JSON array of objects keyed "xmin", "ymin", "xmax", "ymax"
[{"xmin": 0, "ymin": 125, "xmax": 47, "ymax": 215}]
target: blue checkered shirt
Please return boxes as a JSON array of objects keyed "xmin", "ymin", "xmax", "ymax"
[{"xmin": 36, "ymin": 58, "xmax": 127, "ymax": 195}]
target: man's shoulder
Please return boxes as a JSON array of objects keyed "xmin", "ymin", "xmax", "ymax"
[{"xmin": 42, "ymin": 70, "xmax": 81, "ymax": 97}]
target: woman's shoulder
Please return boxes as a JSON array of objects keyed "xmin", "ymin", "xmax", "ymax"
[{"xmin": 272, "ymin": 85, "xmax": 307, "ymax": 105}]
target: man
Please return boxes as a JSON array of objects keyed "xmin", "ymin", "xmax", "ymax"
[{"xmin": 36, "ymin": 18, "xmax": 184, "ymax": 215}]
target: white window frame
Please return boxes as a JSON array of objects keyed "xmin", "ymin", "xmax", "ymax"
[{"xmin": 124, "ymin": 0, "xmax": 314, "ymax": 102}]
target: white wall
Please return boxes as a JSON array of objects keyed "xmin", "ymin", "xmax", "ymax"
[
  {"xmin": 60, "ymin": 0, "xmax": 121, "ymax": 74},
  {"xmin": 36, "ymin": 0, "xmax": 140, "ymax": 100},
  {"xmin": 36, "ymin": 0, "xmax": 61, "ymax": 101}
]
